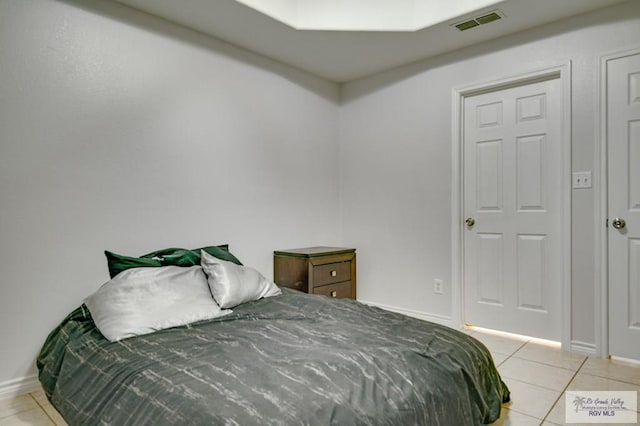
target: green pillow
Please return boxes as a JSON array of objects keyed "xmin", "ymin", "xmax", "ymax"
[
  {"xmin": 141, "ymin": 248, "xmax": 201, "ymax": 266},
  {"xmin": 194, "ymin": 246, "xmax": 242, "ymax": 266},
  {"xmin": 104, "ymin": 253, "xmax": 161, "ymax": 278},
  {"xmin": 105, "ymin": 244, "xmax": 242, "ymax": 278}
]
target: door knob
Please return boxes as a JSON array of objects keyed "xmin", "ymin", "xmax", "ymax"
[
  {"xmin": 465, "ymin": 217, "xmax": 475, "ymax": 227},
  {"xmin": 612, "ymin": 218, "xmax": 626, "ymax": 229}
]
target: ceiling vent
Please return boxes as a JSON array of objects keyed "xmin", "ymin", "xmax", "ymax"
[{"xmin": 454, "ymin": 10, "xmax": 503, "ymax": 31}]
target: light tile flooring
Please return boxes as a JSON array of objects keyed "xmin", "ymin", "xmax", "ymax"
[
  {"xmin": 0, "ymin": 389, "xmax": 66, "ymax": 426},
  {"xmin": 466, "ymin": 328, "xmax": 640, "ymax": 425},
  {"xmin": 1, "ymin": 328, "xmax": 638, "ymax": 425}
]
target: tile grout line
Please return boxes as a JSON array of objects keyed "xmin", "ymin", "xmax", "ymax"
[
  {"xmin": 510, "ymin": 339, "xmax": 529, "ymax": 357},
  {"xmin": 492, "ymin": 338, "xmax": 530, "ymax": 367},
  {"xmin": 508, "ymin": 337, "xmax": 587, "ymax": 371},
  {"xmin": 509, "ymin": 354, "xmax": 585, "ymax": 373},
  {"xmin": 578, "ymin": 370, "xmax": 640, "ymax": 388},
  {"xmin": 539, "ymin": 356, "xmax": 589, "ymax": 424},
  {"xmin": 29, "ymin": 392, "xmax": 58, "ymax": 425},
  {"xmin": 0, "ymin": 394, "xmax": 41, "ymax": 421},
  {"xmin": 510, "ymin": 339, "xmax": 529, "ymax": 362}
]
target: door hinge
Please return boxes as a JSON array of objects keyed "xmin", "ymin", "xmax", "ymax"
[{"xmin": 606, "ymin": 218, "xmax": 609, "ymax": 228}]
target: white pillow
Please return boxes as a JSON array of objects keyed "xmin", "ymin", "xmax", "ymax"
[
  {"xmin": 84, "ymin": 265, "xmax": 230, "ymax": 342},
  {"xmin": 201, "ymin": 250, "xmax": 281, "ymax": 308}
]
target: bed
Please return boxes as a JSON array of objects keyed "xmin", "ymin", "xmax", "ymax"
[{"xmin": 37, "ymin": 248, "xmax": 509, "ymax": 425}]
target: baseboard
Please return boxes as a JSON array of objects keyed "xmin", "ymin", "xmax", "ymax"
[
  {"xmin": 359, "ymin": 299, "xmax": 456, "ymax": 328},
  {"xmin": 570, "ymin": 340, "xmax": 598, "ymax": 357},
  {"xmin": 0, "ymin": 375, "xmax": 40, "ymax": 400},
  {"xmin": 611, "ymin": 355, "xmax": 640, "ymax": 365}
]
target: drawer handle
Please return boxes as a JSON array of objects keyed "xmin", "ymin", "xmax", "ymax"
[
  {"xmin": 330, "ymin": 270, "xmax": 337, "ymax": 277},
  {"xmin": 330, "ymin": 291, "xmax": 337, "ymax": 297}
]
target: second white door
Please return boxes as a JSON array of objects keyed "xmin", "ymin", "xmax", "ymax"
[
  {"xmin": 463, "ymin": 77, "xmax": 563, "ymax": 341},
  {"xmin": 606, "ymin": 51, "xmax": 640, "ymax": 360}
]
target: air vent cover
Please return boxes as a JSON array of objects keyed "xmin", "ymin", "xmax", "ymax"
[
  {"xmin": 475, "ymin": 12, "xmax": 501, "ymax": 25},
  {"xmin": 453, "ymin": 10, "xmax": 503, "ymax": 31},
  {"xmin": 455, "ymin": 20, "xmax": 480, "ymax": 31}
]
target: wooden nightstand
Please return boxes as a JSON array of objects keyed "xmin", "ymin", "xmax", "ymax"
[{"xmin": 273, "ymin": 247, "xmax": 356, "ymax": 299}]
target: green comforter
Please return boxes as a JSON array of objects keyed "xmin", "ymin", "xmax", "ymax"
[{"xmin": 38, "ymin": 288, "xmax": 509, "ymax": 425}]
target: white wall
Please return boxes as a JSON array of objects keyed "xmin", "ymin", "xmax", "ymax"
[
  {"xmin": 339, "ymin": 1, "xmax": 640, "ymax": 348},
  {"xmin": 0, "ymin": 0, "xmax": 339, "ymax": 388}
]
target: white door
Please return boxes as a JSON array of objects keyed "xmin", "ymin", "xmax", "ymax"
[
  {"xmin": 607, "ymin": 52, "xmax": 640, "ymax": 360},
  {"xmin": 463, "ymin": 77, "xmax": 563, "ymax": 340}
]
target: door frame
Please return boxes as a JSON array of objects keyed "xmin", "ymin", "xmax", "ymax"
[
  {"xmin": 597, "ymin": 46, "xmax": 640, "ymax": 359},
  {"xmin": 451, "ymin": 63, "xmax": 572, "ymax": 350}
]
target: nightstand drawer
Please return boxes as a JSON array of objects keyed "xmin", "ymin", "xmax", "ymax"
[
  {"xmin": 313, "ymin": 262, "xmax": 351, "ymax": 287},
  {"xmin": 312, "ymin": 281, "xmax": 352, "ymax": 299}
]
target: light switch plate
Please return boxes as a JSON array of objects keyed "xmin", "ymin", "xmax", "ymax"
[{"xmin": 572, "ymin": 171, "xmax": 592, "ymax": 189}]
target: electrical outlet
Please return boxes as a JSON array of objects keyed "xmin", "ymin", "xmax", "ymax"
[
  {"xmin": 434, "ymin": 279, "xmax": 443, "ymax": 295},
  {"xmin": 572, "ymin": 171, "xmax": 592, "ymax": 189}
]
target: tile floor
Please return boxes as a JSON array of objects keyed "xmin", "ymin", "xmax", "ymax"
[
  {"xmin": 467, "ymin": 328, "xmax": 640, "ymax": 425},
  {"xmin": 1, "ymin": 328, "xmax": 638, "ymax": 425},
  {"xmin": 0, "ymin": 389, "xmax": 66, "ymax": 426}
]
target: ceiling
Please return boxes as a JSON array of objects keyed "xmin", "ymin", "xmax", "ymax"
[
  {"xmin": 114, "ymin": 0, "xmax": 629, "ymax": 82},
  {"xmin": 232, "ymin": 0, "xmax": 503, "ymax": 32}
]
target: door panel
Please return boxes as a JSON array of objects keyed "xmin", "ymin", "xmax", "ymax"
[
  {"xmin": 630, "ymin": 239, "xmax": 640, "ymax": 329},
  {"xmin": 630, "ymin": 121, "xmax": 640, "ymax": 209},
  {"xmin": 607, "ymin": 52, "xmax": 640, "ymax": 360},
  {"xmin": 516, "ymin": 234, "xmax": 545, "ymax": 311},
  {"xmin": 477, "ymin": 233, "xmax": 504, "ymax": 305},
  {"xmin": 476, "ymin": 139, "xmax": 503, "ymax": 211},
  {"xmin": 516, "ymin": 135, "xmax": 545, "ymax": 210},
  {"xmin": 464, "ymin": 78, "xmax": 562, "ymax": 340}
]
